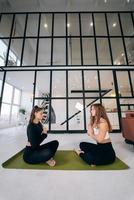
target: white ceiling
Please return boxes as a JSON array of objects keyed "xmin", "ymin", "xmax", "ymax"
[{"xmin": 0, "ymin": 0, "xmax": 134, "ymax": 12}]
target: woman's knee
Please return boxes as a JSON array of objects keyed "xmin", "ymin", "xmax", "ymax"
[
  {"xmin": 80, "ymin": 152, "xmax": 93, "ymax": 165},
  {"xmin": 79, "ymin": 142, "xmax": 85, "ymax": 149},
  {"xmin": 41, "ymin": 149, "xmax": 53, "ymax": 161},
  {"xmin": 53, "ymin": 140, "xmax": 59, "ymax": 149}
]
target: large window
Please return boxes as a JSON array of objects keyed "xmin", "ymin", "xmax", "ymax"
[
  {"xmin": 0, "ymin": 69, "xmax": 134, "ymax": 132},
  {"xmin": 0, "ymin": 11, "xmax": 134, "ymax": 132},
  {"xmin": 0, "ymin": 39, "xmax": 20, "ymax": 67},
  {"xmin": 33, "ymin": 69, "xmax": 134, "ymax": 132},
  {"xmin": 0, "ymin": 12, "xmax": 134, "ymax": 67},
  {"xmin": 1, "ymin": 82, "xmax": 20, "ymax": 126},
  {"xmin": 0, "ymin": 71, "xmax": 34, "ymax": 128}
]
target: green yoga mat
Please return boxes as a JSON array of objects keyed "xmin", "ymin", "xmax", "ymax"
[{"xmin": 2, "ymin": 150, "xmax": 129, "ymax": 170}]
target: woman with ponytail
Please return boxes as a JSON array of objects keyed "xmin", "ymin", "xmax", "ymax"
[{"xmin": 23, "ymin": 105, "xmax": 59, "ymax": 166}]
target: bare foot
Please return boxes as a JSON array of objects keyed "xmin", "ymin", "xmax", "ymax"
[
  {"xmin": 74, "ymin": 149, "xmax": 84, "ymax": 155},
  {"xmin": 46, "ymin": 159, "xmax": 56, "ymax": 167}
]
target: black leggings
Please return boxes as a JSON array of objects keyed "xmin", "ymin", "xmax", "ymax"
[
  {"xmin": 79, "ymin": 142, "xmax": 116, "ymax": 165},
  {"xmin": 23, "ymin": 140, "xmax": 59, "ymax": 164}
]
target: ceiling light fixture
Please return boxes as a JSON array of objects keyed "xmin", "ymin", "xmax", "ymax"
[
  {"xmin": 126, "ymin": 0, "xmax": 130, "ymax": 3},
  {"xmin": 44, "ymin": 23, "xmax": 48, "ymax": 28},
  {"xmin": 90, "ymin": 22, "xmax": 93, "ymax": 27},
  {"xmin": 67, "ymin": 23, "xmax": 70, "ymax": 28},
  {"xmin": 112, "ymin": 23, "xmax": 117, "ymax": 27},
  {"xmin": 104, "ymin": 0, "xmax": 107, "ymax": 3}
]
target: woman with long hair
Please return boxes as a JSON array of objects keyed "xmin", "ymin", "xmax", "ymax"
[
  {"xmin": 75, "ymin": 103, "xmax": 116, "ymax": 166},
  {"xmin": 23, "ymin": 105, "xmax": 59, "ymax": 166}
]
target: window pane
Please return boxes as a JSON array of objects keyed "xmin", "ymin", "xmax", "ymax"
[
  {"xmin": 125, "ymin": 38, "xmax": 134, "ymax": 65},
  {"xmin": 1, "ymin": 103, "xmax": 11, "ymax": 121},
  {"xmin": 94, "ymin": 13, "xmax": 107, "ymax": 36},
  {"xmin": 81, "ymin": 13, "xmax": 94, "ymax": 36},
  {"xmin": 13, "ymin": 88, "xmax": 21, "ymax": 105},
  {"xmin": 130, "ymin": 71, "xmax": 134, "ymax": 94},
  {"xmin": 120, "ymin": 13, "xmax": 134, "ymax": 36},
  {"xmin": 52, "ymin": 71, "xmax": 66, "ymax": 97},
  {"xmin": 116, "ymin": 71, "xmax": 131, "ymax": 97},
  {"xmin": 12, "ymin": 14, "xmax": 26, "ymax": 37},
  {"xmin": 120, "ymin": 99, "xmax": 134, "ymax": 116},
  {"xmin": 3, "ymin": 82, "xmax": 13, "ymax": 103},
  {"xmin": 84, "ymin": 70, "xmax": 99, "ymax": 98},
  {"xmin": 68, "ymin": 71, "xmax": 82, "ymax": 97},
  {"xmin": 121, "ymin": 105, "xmax": 132, "ymax": 113},
  {"xmin": 68, "ymin": 38, "xmax": 81, "ymax": 65},
  {"xmin": 111, "ymin": 38, "xmax": 126, "ymax": 65},
  {"xmin": 0, "ymin": 57, "xmax": 4, "ymax": 66},
  {"xmin": 35, "ymin": 71, "xmax": 50, "ymax": 98},
  {"xmin": 120, "ymin": 99, "xmax": 134, "ymax": 107},
  {"xmin": 0, "ymin": 72, "xmax": 4, "ymax": 97},
  {"xmin": 102, "ymin": 99, "xmax": 119, "ymax": 129},
  {"xmin": 5, "ymin": 71, "xmax": 34, "ymax": 113},
  {"xmin": 40, "ymin": 14, "xmax": 52, "ymax": 36},
  {"xmin": 51, "ymin": 100, "xmax": 66, "ymax": 130},
  {"xmin": 0, "ymin": 39, "xmax": 9, "ymax": 66},
  {"xmin": 97, "ymin": 38, "xmax": 111, "ymax": 65},
  {"xmin": 67, "ymin": 14, "xmax": 80, "ymax": 36},
  {"xmin": 82, "ymin": 38, "xmax": 96, "ymax": 65},
  {"xmin": 53, "ymin": 38, "xmax": 66, "ymax": 65},
  {"xmin": 99, "ymin": 71, "xmax": 115, "ymax": 97},
  {"xmin": 26, "ymin": 14, "xmax": 39, "ymax": 36},
  {"xmin": 38, "ymin": 39, "xmax": 51, "ymax": 65},
  {"xmin": 0, "ymin": 79, "xmax": 2, "ymax": 97},
  {"xmin": 0, "ymin": 39, "xmax": 8, "ymax": 59},
  {"xmin": 54, "ymin": 14, "xmax": 66, "ymax": 36},
  {"xmin": 8, "ymin": 39, "xmax": 22, "ymax": 66},
  {"xmin": 68, "ymin": 99, "xmax": 84, "ymax": 130},
  {"xmin": 11, "ymin": 105, "xmax": 19, "ymax": 123},
  {"xmin": 0, "ymin": 14, "xmax": 13, "ymax": 37},
  {"xmin": 107, "ymin": 13, "xmax": 121, "ymax": 36},
  {"xmin": 22, "ymin": 39, "xmax": 37, "ymax": 66}
]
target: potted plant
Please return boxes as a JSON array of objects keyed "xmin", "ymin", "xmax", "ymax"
[{"xmin": 19, "ymin": 108, "xmax": 26, "ymax": 115}]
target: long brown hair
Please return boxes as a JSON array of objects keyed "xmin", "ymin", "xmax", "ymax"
[
  {"xmin": 90, "ymin": 103, "xmax": 112, "ymax": 132},
  {"xmin": 29, "ymin": 105, "xmax": 44, "ymax": 124}
]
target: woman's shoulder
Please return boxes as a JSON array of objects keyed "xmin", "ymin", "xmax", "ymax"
[
  {"xmin": 99, "ymin": 118, "xmax": 109, "ymax": 130},
  {"xmin": 27, "ymin": 122, "xmax": 37, "ymax": 129},
  {"xmin": 28, "ymin": 122, "xmax": 34, "ymax": 126},
  {"xmin": 27, "ymin": 122, "xmax": 39, "ymax": 133},
  {"xmin": 27, "ymin": 123, "xmax": 33, "ymax": 130},
  {"xmin": 100, "ymin": 118, "xmax": 107, "ymax": 123}
]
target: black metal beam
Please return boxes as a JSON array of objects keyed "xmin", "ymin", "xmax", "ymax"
[
  {"xmin": 71, "ymin": 89, "xmax": 110, "ymax": 93},
  {"xmin": 60, "ymin": 89, "xmax": 112, "ymax": 125}
]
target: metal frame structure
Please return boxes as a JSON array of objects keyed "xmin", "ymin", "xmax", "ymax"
[{"xmin": 0, "ymin": 11, "xmax": 134, "ymax": 133}]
